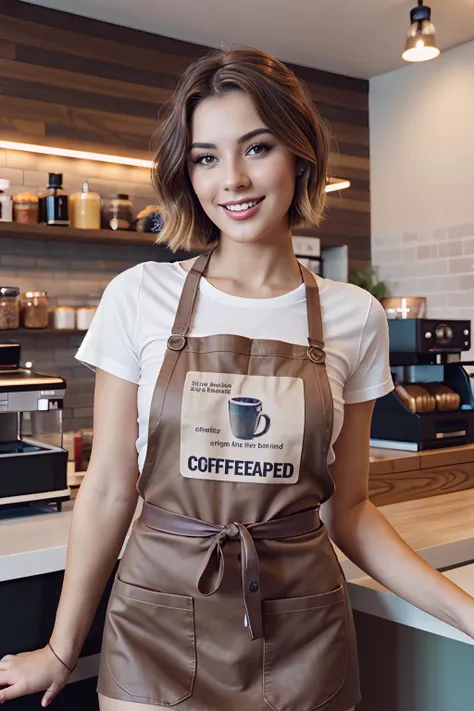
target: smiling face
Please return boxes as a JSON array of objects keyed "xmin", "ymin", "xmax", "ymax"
[{"xmin": 186, "ymin": 91, "xmax": 298, "ymax": 247}]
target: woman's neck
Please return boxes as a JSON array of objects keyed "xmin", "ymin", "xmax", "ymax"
[{"xmin": 202, "ymin": 236, "xmax": 302, "ymax": 299}]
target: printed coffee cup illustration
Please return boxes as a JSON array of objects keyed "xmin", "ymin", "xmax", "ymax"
[{"xmin": 228, "ymin": 397, "xmax": 271, "ymax": 440}]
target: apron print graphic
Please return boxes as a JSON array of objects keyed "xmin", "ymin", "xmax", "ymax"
[
  {"xmin": 180, "ymin": 372, "xmax": 304, "ymax": 484},
  {"xmin": 228, "ymin": 397, "xmax": 270, "ymax": 440}
]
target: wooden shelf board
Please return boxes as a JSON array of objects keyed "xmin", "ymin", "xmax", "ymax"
[
  {"xmin": 0, "ymin": 222, "xmax": 157, "ymax": 246},
  {"xmin": 0, "ymin": 329, "xmax": 84, "ymax": 336}
]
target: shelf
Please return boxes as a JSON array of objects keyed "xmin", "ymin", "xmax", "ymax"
[
  {"xmin": 0, "ymin": 328, "xmax": 84, "ymax": 336},
  {"xmin": 0, "ymin": 222, "xmax": 157, "ymax": 246}
]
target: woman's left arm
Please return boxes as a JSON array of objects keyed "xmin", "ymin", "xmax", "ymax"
[{"xmin": 321, "ymin": 399, "xmax": 474, "ymax": 639}]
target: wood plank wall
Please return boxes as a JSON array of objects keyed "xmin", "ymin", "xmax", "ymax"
[{"xmin": 0, "ymin": 0, "xmax": 370, "ymax": 271}]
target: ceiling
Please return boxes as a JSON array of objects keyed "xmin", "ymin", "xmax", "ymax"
[{"xmin": 23, "ymin": 0, "xmax": 474, "ymax": 79}]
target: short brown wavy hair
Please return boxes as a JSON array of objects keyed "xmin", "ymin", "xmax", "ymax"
[{"xmin": 152, "ymin": 46, "xmax": 331, "ymax": 252}]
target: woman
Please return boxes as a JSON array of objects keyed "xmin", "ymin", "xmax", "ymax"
[{"xmin": 1, "ymin": 47, "xmax": 474, "ymax": 711}]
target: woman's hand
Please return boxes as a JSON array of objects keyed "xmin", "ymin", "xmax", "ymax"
[{"xmin": 0, "ymin": 646, "xmax": 73, "ymax": 707}]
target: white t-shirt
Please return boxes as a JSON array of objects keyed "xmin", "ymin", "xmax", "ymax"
[{"xmin": 76, "ymin": 261, "xmax": 394, "ymax": 471}]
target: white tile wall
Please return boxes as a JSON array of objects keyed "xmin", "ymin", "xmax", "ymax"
[{"xmin": 372, "ymin": 223, "xmax": 474, "ymax": 358}]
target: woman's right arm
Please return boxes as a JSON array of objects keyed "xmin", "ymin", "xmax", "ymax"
[{"xmin": 0, "ymin": 368, "xmax": 140, "ymax": 707}]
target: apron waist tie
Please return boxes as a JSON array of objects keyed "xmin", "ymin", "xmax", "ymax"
[{"xmin": 139, "ymin": 502, "xmax": 322, "ymax": 641}]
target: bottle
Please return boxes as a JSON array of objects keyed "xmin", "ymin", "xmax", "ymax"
[
  {"xmin": 0, "ymin": 179, "xmax": 13, "ymax": 222},
  {"xmin": 38, "ymin": 173, "xmax": 69, "ymax": 226},
  {"xmin": 70, "ymin": 182, "xmax": 101, "ymax": 229}
]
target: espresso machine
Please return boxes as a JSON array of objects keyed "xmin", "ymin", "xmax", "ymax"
[
  {"xmin": 0, "ymin": 341, "xmax": 69, "ymax": 510},
  {"xmin": 370, "ymin": 318, "xmax": 474, "ymax": 451}
]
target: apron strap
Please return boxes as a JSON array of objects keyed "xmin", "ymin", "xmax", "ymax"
[
  {"xmin": 169, "ymin": 250, "xmax": 325, "ymax": 359},
  {"xmin": 171, "ymin": 250, "xmax": 214, "ymax": 337},
  {"xmin": 300, "ymin": 264, "xmax": 325, "ymax": 353}
]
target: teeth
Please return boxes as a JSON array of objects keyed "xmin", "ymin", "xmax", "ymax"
[{"xmin": 225, "ymin": 199, "xmax": 259, "ymax": 212}]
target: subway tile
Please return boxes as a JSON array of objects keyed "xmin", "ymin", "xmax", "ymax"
[
  {"xmin": 448, "ymin": 223, "xmax": 474, "ymax": 240},
  {"xmin": 402, "ymin": 232, "xmax": 418, "ymax": 243},
  {"xmin": 427, "ymin": 260, "xmax": 449, "ymax": 276},
  {"xmin": 23, "ymin": 170, "xmax": 49, "ymax": 188},
  {"xmin": 448, "ymin": 291, "xmax": 474, "ymax": 307},
  {"xmin": 385, "ymin": 278, "xmax": 419, "ymax": 294},
  {"xmin": 6, "ymin": 151, "xmax": 39, "ymax": 170},
  {"xmin": 417, "ymin": 244, "xmax": 438, "ymax": 259},
  {"xmin": 426, "ymin": 293, "xmax": 447, "ymax": 308},
  {"xmin": 463, "ymin": 239, "xmax": 474, "ymax": 255},
  {"xmin": 1, "ymin": 255, "xmax": 36, "ymax": 267},
  {"xmin": 97, "ymin": 163, "xmax": 134, "ymax": 182},
  {"xmin": 36, "ymin": 257, "xmax": 70, "ymax": 269},
  {"xmin": 0, "ymin": 268, "xmax": 20, "ymax": 279},
  {"xmin": 0, "ymin": 167, "xmax": 23, "ymax": 184},
  {"xmin": 433, "ymin": 227, "xmax": 447, "ymax": 242},
  {"xmin": 418, "ymin": 230, "xmax": 435, "ymax": 244},
  {"xmin": 439, "ymin": 241, "xmax": 463, "ymax": 258},
  {"xmin": 374, "ymin": 248, "xmax": 403, "ymax": 264},
  {"xmin": 449, "ymin": 256, "xmax": 474, "ymax": 274},
  {"xmin": 418, "ymin": 275, "xmax": 461, "ymax": 292},
  {"xmin": 460, "ymin": 274, "xmax": 474, "ymax": 289},
  {"xmin": 14, "ymin": 239, "xmax": 46, "ymax": 256},
  {"xmin": 35, "ymin": 155, "xmax": 72, "ymax": 175},
  {"xmin": 401, "ymin": 247, "xmax": 416, "ymax": 261},
  {"xmin": 70, "ymin": 160, "xmax": 103, "ymax": 179}
]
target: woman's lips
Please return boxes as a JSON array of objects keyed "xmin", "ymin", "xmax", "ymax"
[{"xmin": 220, "ymin": 197, "xmax": 265, "ymax": 221}]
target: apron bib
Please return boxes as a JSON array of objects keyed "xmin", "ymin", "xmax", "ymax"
[{"xmin": 98, "ymin": 251, "xmax": 361, "ymax": 711}]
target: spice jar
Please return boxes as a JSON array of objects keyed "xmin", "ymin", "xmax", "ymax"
[
  {"xmin": 0, "ymin": 287, "xmax": 20, "ymax": 330},
  {"xmin": 21, "ymin": 291, "xmax": 49, "ymax": 329},
  {"xmin": 76, "ymin": 306, "xmax": 97, "ymax": 330},
  {"xmin": 54, "ymin": 306, "xmax": 75, "ymax": 330},
  {"xmin": 101, "ymin": 194, "xmax": 133, "ymax": 231},
  {"xmin": 13, "ymin": 192, "xmax": 39, "ymax": 225}
]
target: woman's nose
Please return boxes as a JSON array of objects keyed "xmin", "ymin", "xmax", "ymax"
[{"xmin": 222, "ymin": 160, "xmax": 251, "ymax": 192}]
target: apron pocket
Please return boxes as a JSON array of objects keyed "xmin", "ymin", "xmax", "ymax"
[
  {"xmin": 263, "ymin": 585, "xmax": 347, "ymax": 711},
  {"xmin": 105, "ymin": 577, "xmax": 196, "ymax": 705}
]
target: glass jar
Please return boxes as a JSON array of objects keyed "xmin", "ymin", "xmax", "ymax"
[
  {"xmin": 21, "ymin": 291, "xmax": 49, "ymax": 329},
  {"xmin": 13, "ymin": 192, "xmax": 39, "ymax": 224},
  {"xmin": 0, "ymin": 286, "xmax": 20, "ymax": 330},
  {"xmin": 101, "ymin": 194, "xmax": 133, "ymax": 231}
]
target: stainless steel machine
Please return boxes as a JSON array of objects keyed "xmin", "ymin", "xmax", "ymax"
[{"xmin": 0, "ymin": 341, "xmax": 69, "ymax": 510}]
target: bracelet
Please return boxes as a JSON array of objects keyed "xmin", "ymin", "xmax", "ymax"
[{"xmin": 47, "ymin": 641, "xmax": 77, "ymax": 673}]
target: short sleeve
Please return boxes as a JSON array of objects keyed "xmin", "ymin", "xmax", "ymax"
[
  {"xmin": 75, "ymin": 265, "xmax": 142, "ymax": 383},
  {"xmin": 343, "ymin": 295, "xmax": 394, "ymax": 404}
]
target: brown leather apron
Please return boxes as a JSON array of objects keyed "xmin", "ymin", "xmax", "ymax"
[{"xmin": 98, "ymin": 251, "xmax": 361, "ymax": 711}]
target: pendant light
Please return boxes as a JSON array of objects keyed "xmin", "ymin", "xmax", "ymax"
[{"xmin": 402, "ymin": 1, "xmax": 440, "ymax": 63}]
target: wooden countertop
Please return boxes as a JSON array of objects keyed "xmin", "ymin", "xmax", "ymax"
[
  {"xmin": 368, "ymin": 443, "xmax": 474, "ymax": 506},
  {"xmin": 369, "ymin": 443, "xmax": 474, "ymax": 475},
  {"xmin": 348, "ymin": 488, "xmax": 474, "ymax": 646}
]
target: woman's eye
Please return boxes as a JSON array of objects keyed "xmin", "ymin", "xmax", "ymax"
[
  {"xmin": 192, "ymin": 154, "xmax": 216, "ymax": 166},
  {"xmin": 247, "ymin": 142, "xmax": 272, "ymax": 156},
  {"xmin": 192, "ymin": 142, "xmax": 272, "ymax": 166}
]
